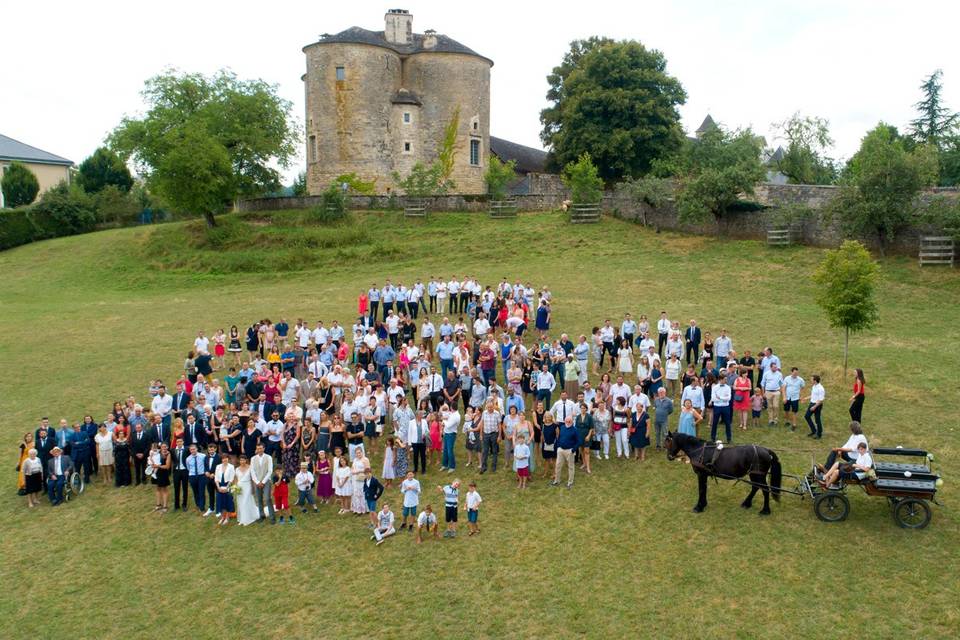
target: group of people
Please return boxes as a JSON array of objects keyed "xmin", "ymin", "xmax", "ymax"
[{"xmin": 16, "ymin": 276, "xmax": 869, "ymax": 536}]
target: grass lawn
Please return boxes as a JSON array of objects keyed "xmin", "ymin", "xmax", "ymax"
[{"xmin": 0, "ymin": 209, "xmax": 957, "ymax": 639}]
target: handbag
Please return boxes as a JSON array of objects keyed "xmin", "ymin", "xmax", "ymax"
[
  {"xmin": 734, "ymin": 392, "xmax": 745, "ymax": 403},
  {"xmin": 542, "ymin": 442, "xmax": 555, "ymax": 452}
]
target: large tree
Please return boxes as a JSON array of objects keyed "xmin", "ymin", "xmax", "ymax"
[
  {"xmin": 540, "ymin": 38, "xmax": 686, "ymax": 182},
  {"xmin": 1, "ymin": 161, "xmax": 40, "ymax": 207},
  {"xmin": 833, "ymin": 124, "xmax": 938, "ymax": 255},
  {"xmin": 771, "ymin": 112, "xmax": 837, "ymax": 184},
  {"xmin": 77, "ymin": 147, "xmax": 133, "ymax": 193},
  {"xmin": 675, "ymin": 125, "xmax": 765, "ymax": 224},
  {"xmin": 909, "ymin": 70, "xmax": 958, "ymax": 145},
  {"xmin": 109, "ymin": 69, "xmax": 299, "ymax": 227}
]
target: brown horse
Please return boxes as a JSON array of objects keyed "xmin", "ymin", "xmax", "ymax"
[{"xmin": 664, "ymin": 432, "xmax": 782, "ymax": 515}]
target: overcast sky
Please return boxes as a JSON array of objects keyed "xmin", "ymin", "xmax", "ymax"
[{"xmin": 4, "ymin": 0, "xmax": 958, "ymax": 182}]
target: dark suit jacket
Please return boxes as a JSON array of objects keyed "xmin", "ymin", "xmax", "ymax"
[
  {"xmin": 170, "ymin": 447, "xmax": 189, "ymax": 473},
  {"xmin": 47, "ymin": 455, "xmax": 74, "ymax": 479},
  {"xmin": 172, "ymin": 392, "xmax": 191, "ymax": 415},
  {"xmin": 363, "ymin": 477, "xmax": 384, "ymax": 502},
  {"xmin": 264, "ymin": 402, "xmax": 286, "ymax": 421},
  {"xmin": 149, "ymin": 424, "xmax": 171, "ymax": 447},
  {"xmin": 131, "ymin": 430, "xmax": 151, "ymax": 456},
  {"xmin": 203, "ymin": 452, "xmax": 221, "ymax": 476},
  {"xmin": 685, "ymin": 327, "xmax": 702, "ymax": 346},
  {"xmin": 183, "ymin": 421, "xmax": 207, "ymax": 448}
]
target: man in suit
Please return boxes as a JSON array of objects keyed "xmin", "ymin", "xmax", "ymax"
[
  {"xmin": 264, "ymin": 393, "xmax": 286, "ymax": 424},
  {"xmin": 170, "ymin": 438, "xmax": 190, "ymax": 511},
  {"xmin": 183, "ymin": 413, "xmax": 206, "ymax": 449},
  {"xmin": 202, "ymin": 443, "xmax": 221, "ymax": 517},
  {"xmin": 171, "ymin": 383, "xmax": 191, "ymax": 421},
  {"xmin": 130, "ymin": 422, "xmax": 150, "ymax": 485},
  {"xmin": 363, "ymin": 467, "xmax": 385, "ymax": 528},
  {"xmin": 46, "ymin": 447, "xmax": 74, "ymax": 505},
  {"xmin": 149, "ymin": 414, "xmax": 170, "ymax": 448},
  {"xmin": 250, "ymin": 442, "xmax": 275, "ymax": 523},
  {"xmin": 186, "ymin": 443, "xmax": 207, "ymax": 514},
  {"xmin": 685, "ymin": 319, "xmax": 701, "ymax": 365}
]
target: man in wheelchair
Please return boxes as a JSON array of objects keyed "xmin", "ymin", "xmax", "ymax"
[
  {"xmin": 46, "ymin": 446, "xmax": 75, "ymax": 506},
  {"xmin": 820, "ymin": 442, "xmax": 872, "ymax": 487}
]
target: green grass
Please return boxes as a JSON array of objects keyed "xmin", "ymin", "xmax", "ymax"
[{"xmin": 1, "ymin": 210, "xmax": 958, "ymax": 639}]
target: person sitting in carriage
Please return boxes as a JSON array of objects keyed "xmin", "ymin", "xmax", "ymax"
[{"xmin": 820, "ymin": 442, "xmax": 873, "ymax": 487}]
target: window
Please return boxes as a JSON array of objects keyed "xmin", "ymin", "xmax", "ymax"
[
  {"xmin": 309, "ymin": 135, "xmax": 317, "ymax": 163},
  {"xmin": 404, "ymin": 141, "xmax": 412, "ymax": 153},
  {"xmin": 473, "ymin": 121, "xmax": 478, "ymax": 131},
  {"xmin": 470, "ymin": 139, "xmax": 480, "ymax": 166},
  {"xmin": 403, "ymin": 112, "xmax": 411, "ymax": 124},
  {"xmin": 335, "ymin": 66, "xmax": 345, "ymax": 81}
]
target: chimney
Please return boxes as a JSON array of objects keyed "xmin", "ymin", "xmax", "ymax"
[
  {"xmin": 423, "ymin": 29, "xmax": 437, "ymax": 49},
  {"xmin": 384, "ymin": 9, "xmax": 412, "ymax": 45}
]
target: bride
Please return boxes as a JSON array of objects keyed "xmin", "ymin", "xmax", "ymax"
[{"xmin": 234, "ymin": 454, "xmax": 260, "ymax": 526}]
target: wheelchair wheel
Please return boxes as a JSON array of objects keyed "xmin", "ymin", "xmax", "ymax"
[{"xmin": 69, "ymin": 472, "xmax": 84, "ymax": 496}]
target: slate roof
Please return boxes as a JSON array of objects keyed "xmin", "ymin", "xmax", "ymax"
[
  {"xmin": 391, "ymin": 88, "xmax": 422, "ymax": 105},
  {"xmin": 306, "ymin": 26, "xmax": 493, "ymax": 66},
  {"xmin": 695, "ymin": 114, "xmax": 717, "ymax": 135},
  {"xmin": 0, "ymin": 133, "xmax": 73, "ymax": 166},
  {"xmin": 490, "ymin": 136, "xmax": 549, "ymax": 174}
]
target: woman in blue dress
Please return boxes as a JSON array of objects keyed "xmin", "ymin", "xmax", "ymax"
[
  {"xmin": 677, "ymin": 399, "xmax": 702, "ymax": 437},
  {"xmin": 648, "ymin": 362, "xmax": 664, "ymax": 397},
  {"xmin": 535, "ymin": 301, "xmax": 551, "ymax": 334},
  {"xmin": 629, "ymin": 406, "xmax": 651, "ymax": 461}
]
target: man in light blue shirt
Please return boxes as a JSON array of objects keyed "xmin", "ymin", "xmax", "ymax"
[
  {"xmin": 621, "ymin": 314, "xmax": 638, "ymax": 350},
  {"xmin": 439, "ymin": 318, "xmax": 454, "ymax": 339},
  {"xmin": 396, "ymin": 283, "xmax": 409, "ymax": 317},
  {"xmin": 427, "ymin": 278, "xmax": 438, "ymax": 313},
  {"xmin": 506, "ymin": 388, "xmax": 525, "ymax": 414},
  {"xmin": 381, "ymin": 281, "xmax": 396, "ymax": 319},
  {"xmin": 714, "ymin": 330, "xmax": 733, "ymax": 368},
  {"xmin": 436, "ymin": 335, "xmax": 456, "ymax": 380},
  {"xmin": 761, "ymin": 363, "xmax": 785, "ymax": 426},
  {"xmin": 368, "ymin": 283, "xmax": 381, "ymax": 323},
  {"xmin": 781, "ymin": 367, "xmax": 805, "ymax": 432}
]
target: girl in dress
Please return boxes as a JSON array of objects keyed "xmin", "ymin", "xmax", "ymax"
[
  {"xmin": 94, "ymin": 424, "xmax": 114, "ymax": 485},
  {"xmin": 462, "ymin": 407, "xmax": 481, "ymax": 467},
  {"xmin": 540, "ymin": 413, "xmax": 558, "ymax": 477},
  {"xmin": 316, "ymin": 450, "xmax": 334, "ymax": 503},
  {"xmin": 382, "ymin": 437, "xmax": 396, "ymax": 488},
  {"xmin": 617, "ymin": 339, "xmax": 634, "ymax": 381},
  {"xmin": 335, "ymin": 453, "xmax": 352, "ymax": 514},
  {"xmin": 228, "ymin": 325, "xmax": 243, "ymax": 367},
  {"xmin": 428, "ymin": 412, "xmax": 442, "ymax": 466},
  {"xmin": 213, "ymin": 329, "xmax": 226, "ymax": 370},
  {"xmin": 350, "ymin": 449, "xmax": 369, "ymax": 515}
]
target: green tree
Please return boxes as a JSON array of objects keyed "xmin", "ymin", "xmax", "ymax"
[
  {"xmin": 77, "ymin": 147, "xmax": 133, "ymax": 193},
  {"xmin": 939, "ymin": 137, "xmax": 960, "ymax": 186},
  {"xmin": 561, "ymin": 153, "xmax": 604, "ymax": 204},
  {"xmin": 833, "ymin": 124, "xmax": 938, "ymax": 255},
  {"xmin": 484, "ymin": 156, "xmax": 517, "ymax": 201},
  {"xmin": 909, "ymin": 70, "xmax": 958, "ymax": 145},
  {"xmin": 674, "ymin": 126, "xmax": 765, "ymax": 224},
  {"xmin": 291, "ymin": 171, "xmax": 308, "ymax": 196},
  {"xmin": 109, "ymin": 69, "xmax": 300, "ymax": 227},
  {"xmin": 771, "ymin": 112, "xmax": 837, "ymax": 184},
  {"xmin": 34, "ymin": 181, "xmax": 97, "ymax": 235},
  {"xmin": 812, "ymin": 240, "xmax": 880, "ymax": 380},
  {"xmin": 1, "ymin": 161, "xmax": 40, "ymax": 207},
  {"xmin": 540, "ymin": 38, "xmax": 686, "ymax": 181}
]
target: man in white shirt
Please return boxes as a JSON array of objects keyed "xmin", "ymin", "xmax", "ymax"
[
  {"xmin": 550, "ymin": 392, "xmax": 578, "ymax": 424},
  {"xmin": 656, "ymin": 311, "xmax": 671, "ymax": 358},
  {"xmin": 821, "ymin": 442, "xmax": 872, "ymax": 487},
  {"xmin": 296, "ymin": 322, "xmax": 312, "ymax": 351},
  {"xmin": 714, "ymin": 329, "xmax": 733, "ymax": 368},
  {"xmin": 420, "ymin": 317, "xmax": 435, "ymax": 359},
  {"xmin": 628, "ymin": 386, "xmax": 650, "ymax": 415},
  {"xmin": 598, "ymin": 321, "xmax": 615, "ymax": 369},
  {"xmin": 426, "ymin": 367, "xmax": 444, "ymax": 411},
  {"xmin": 535, "ymin": 364, "xmax": 557, "ymax": 406},
  {"xmin": 709, "ymin": 375, "xmax": 733, "ymax": 442},
  {"xmin": 280, "ymin": 370, "xmax": 301, "ymax": 406},
  {"xmin": 261, "ymin": 412, "xmax": 284, "ymax": 458},
  {"xmin": 637, "ymin": 333, "xmax": 656, "ymax": 356},
  {"xmin": 472, "ymin": 312, "xmax": 491, "ymax": 340},
  {"xmin": 609, "ymin": 376, "xmax": 631, "ymax": 407},
  {"xmin": 804, "ymin": 374, "xmax": 826, "ymax": 439},
  {"xmin": 307, "ymin": 354, "xmax": 328, "ymax": 380},
  {"xmin": 440, "ymin": 407, "xmax": 461, "ymax": 472},
  {"xmin": 151, "ymin": 386, "xmax": 173, "ymax": 429},
  {"xmin": 311, "ymin": 322, "xmax": 329, "ymax": 351},
  {"xmin": 372, "ymin": 503, "xmax": 396, "ymax": 545},
  {"xmin": 447, "ymin": 276, "xmax": 461, "ymax": 313},
  {"xmin": 681, "ymin": 378, "xmax": 705, "ymax": 413},
  {"xmin": 250, "ymin": 442, "xmax": 275, "ymax": 523},
  {"xmin": 194, "ymin": 331, "xmax": 210, "ymax": 354}
]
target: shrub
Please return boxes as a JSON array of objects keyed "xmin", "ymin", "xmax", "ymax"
[
  {"xmin": 484, "ymin": 157, "xmax": 517, "ymax": 201},
  {"xmin": 561, "ymin": 153, "xmax": 603, "ymax": 204},
  {"xmin": 2, "ymin": 161, "xmax": 40, "ymax": 207},
  {"xmin": 34, "ymin": 181, "xmax": 97, "ymax": 235},
  {"xmin": 0, "ymin": 207, "xmax": 40, "ymax": 250},
  {"xmin": 334, "ymin": 173, "xmax": 376, "ymax": 195},
  {"xmin": 77, "ymin": 147, "xmax": 133, "ymax": 193},
  {"xmin": 94, "ymin": 185, "xmax": 141, "ymax": 227},
  {"xmin": 307, "ymin": 184, "xmax": 350, "ymax": 224}
]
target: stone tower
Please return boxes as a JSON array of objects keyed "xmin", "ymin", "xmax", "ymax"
[{"xmin": 302, "ymin": 9, "xmax": 493, "ymax": 195}]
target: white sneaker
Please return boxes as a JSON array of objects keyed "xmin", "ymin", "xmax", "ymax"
[
  {"xmin": 202, "ymin": 509, "xmax": 213, "ymax": 517},
  {"xmin": 440, "ymin": 466, "xmax": 446, "ymax": 471},
  {"xmin": 605, "ymin": 455, "xmax": 610, "ymax": 460}
]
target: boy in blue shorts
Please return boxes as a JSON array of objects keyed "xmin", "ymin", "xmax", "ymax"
[
  {"xmin": 399, "ymin": 470, "xmax": 421, "ymax": 531},
  {"xmin": 466, "ymin": 481, "xmax": 482, "ymax": 536}
]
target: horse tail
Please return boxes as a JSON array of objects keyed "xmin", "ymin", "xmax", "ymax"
[{"xmin": 769, "ymin": 450, "xmax": 782, "ymax": 502}]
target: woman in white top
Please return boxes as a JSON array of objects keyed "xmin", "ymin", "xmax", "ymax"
[
  {"xmin": 22, "ymin": 449, "xmax": 44, "ymax": 507},
  {"xmin": 214, "ymin": 455, "xmax": 236, "ymax": 525},
  {"xmin": 636, "ymin": 357, "xmax": 651, "ymax": 392},
  {"xmin": 436, "ymin": 281, "xmax": 448, "ymax": 314},
  {"xmin": 234, "ymin": 454, "xmax": 260, "ymax": 526},
  {"xmin": 350, "ymin": 449, "xmax": 369, "ymax": 514},
  {"xmin": 94, "ymin": 424, "xmax": 114, "ymax": 485},
  {"xmin": 617, "ymin": 339, "xmax": 634, "ymax": 378},
  {"xmin": 334, "ymin": 454, "xmax": 353, "ymax": 514}
]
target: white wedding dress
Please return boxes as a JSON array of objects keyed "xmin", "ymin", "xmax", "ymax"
[{"xmin": 236, "ymin": 467, "xmax": 260, "ymax": 526}]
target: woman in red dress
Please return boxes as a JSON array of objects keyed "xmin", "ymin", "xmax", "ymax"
[
  {"xmin": 733, "ymin": 368, "xmax": 753, "ymax": 431},
  {"xmin": 358, "ymin": 290, "xmax": 369, "ymax": 317}
]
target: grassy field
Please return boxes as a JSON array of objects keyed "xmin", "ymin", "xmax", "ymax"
[{"xmin": 0, "ymin": 209, "xmax": 957, "ymax": 639}]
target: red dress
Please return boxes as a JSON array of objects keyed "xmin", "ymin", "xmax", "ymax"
[
  {"xmin": 429, "ymin": 420, "xmax": 442, "ymax": 451},
  {"xmin": 733, "ymin": 377, "xmax": 752, "ymax": 412},
  {"xmin": 358, "ymin": 294, "xmax": 369, "ymax": 316}
]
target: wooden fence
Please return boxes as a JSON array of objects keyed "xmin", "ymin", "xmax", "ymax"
[
  {"xmin": 919, "ymin": 236, "xmax": 954, "ymax": 266},
  {"xmin": 569, "ymin": 203, "xmax": 601, "ymax": 224},
  {"xmin": 489, "ymin": 200, "xmax": 517, "ymax": 218},
  {"xmin": 404, "ymin": 199, "xmax": 427, "ymax": 218}
]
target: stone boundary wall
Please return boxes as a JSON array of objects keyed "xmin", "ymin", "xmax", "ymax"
[{"xmin": 238, "ymin": 182, "xmax": 959, "ymax": 256}]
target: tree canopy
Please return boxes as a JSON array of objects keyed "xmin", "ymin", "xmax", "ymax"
[
  {"xmin": 674, "ymin": 125, "xmax": 765, "ymax": 224},
  {"xmin": 771, "ymin": 112, "xmax": 837, "ymax": 185},
  {"xmin": 109, "ymin": 69, "xmax": 299, "ymax": 226},
  {"xmin": 1, "ymin": 161, "xmax": 40, "ymax": 208},
  {"xmin": 77, "ymin": 147, "xmax": 133, "ymax": 193},
  {"xmin": 540, "ymin": 38, "xmax": 686, "ymax": 182},
  {"xmin": 909, "ymin": 70, "xmax": 958, "ymax": 145}
]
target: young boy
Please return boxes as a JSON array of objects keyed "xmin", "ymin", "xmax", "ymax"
[
  {"xmin": 399, "ymin": 470, "xmax": 421, "ymax": 531},
  {"xmin": 514, "ymin": 436, "xmax": 531, "ymax": 489},
  {"xmin": 273, "ymin": 467, "xmax": 291, "ymax": 524},
  {"xmin": 438, "ymin": 479, "xmax": 460, "ymax": 538},
  {"xmin": 416, "ymin": 504, "xmax": 439, "ymax": 543},
  {"xmin": 466, "ymin": 481, "xmax": 482, "ymax": 536},
  {"xmin": 295, "ymin": 462, "xmax": 318, "ymax": 514},
  {"xmin": 372, "ymin": 502, "xmax": 395, "ymax": 545},
  {"xmin": 750, "ymin": 388, "xmax": 764, "ymax": 430},
  {"xmin": 363, "ymin": 467, "xmax": 384, "ymax": 529}
]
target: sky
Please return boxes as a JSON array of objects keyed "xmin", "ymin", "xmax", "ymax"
[{"xmin": 3, "ymin": 0, "xmax": 959, "ymax": 183}]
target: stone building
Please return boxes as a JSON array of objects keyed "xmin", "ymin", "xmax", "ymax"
[{"xmin": 302, "ymin": 9, "xmax": 494, "ymax": 195}]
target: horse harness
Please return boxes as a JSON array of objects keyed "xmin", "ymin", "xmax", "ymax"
[{"xmin": 696, "ymin": 442, "xmax": 763, "ymax": 475}]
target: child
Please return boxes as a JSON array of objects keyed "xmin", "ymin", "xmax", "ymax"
[
  {"xmin": 415, "ymin": 504, "xmax": 439, "ymax": 543},
  {"xmin": 399, "ymin": 470, "xmax": 421, "ymax": 531},
  {"xmin": 466, "ymin": 482, "xmax": 482, "ymax": 536},
  {"xmin": 750, "ymin": 387, "xmax": 764, "ymax": 430},
  {"xmin": 363, "ymin": 468, "xmax": 384, "ymax": 528},
  {"xmin": 372, "ymin": 502, "xmax": 395, "ymax": 545},
  {"xmin": 437, "ymin": 479, "xmax": 460, "ymax": 538},
  {"xmin": 382, "ymin": 437, "xmax": 396, "ymax": 489},
  {"xmin": 295, "ymin": 462, "xmax": 318, "ymax": 514},
  {"xmin": 273, "ymin": 467, "xmax": 291, "ymax": 524},
  {"xmin": 514, "ymin": 436, "xmax": 531, "ymax": 489}
]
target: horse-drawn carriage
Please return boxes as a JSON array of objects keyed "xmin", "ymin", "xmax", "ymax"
[
  {"xmin": 664, "ymin": 433, "xmax": 943, "ymax": 529},
  {"xmin": 809, "ymin": 447, "xmax": 942, "ymax": 529}
]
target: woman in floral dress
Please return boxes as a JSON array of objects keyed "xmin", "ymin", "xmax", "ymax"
[{"xmin": 281, "ymin": 420, "xmax": 301, "ymax": 479}]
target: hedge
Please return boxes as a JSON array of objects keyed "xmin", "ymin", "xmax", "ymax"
[{"xmin": 1, "ymin": 207, "xmax": 54, "ymax": 250}]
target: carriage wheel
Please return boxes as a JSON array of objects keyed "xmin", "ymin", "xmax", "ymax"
[
  {"xmin": 70, "ymin": 472, "xmax": 84, "ymax": 496},
  {"xmin": 893, "ymin": 498, "xmax": 931, "ymax": 529},
  {"xmin": 814, "ymin": 491, "xmax": 849, "ymax": 522}
]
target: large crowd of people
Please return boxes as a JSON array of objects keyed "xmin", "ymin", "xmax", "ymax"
[{"xmin": 15, "ymin": 276, "xmax": 869, "ymax": 539}]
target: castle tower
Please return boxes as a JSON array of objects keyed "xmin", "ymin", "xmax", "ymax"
[{"xmin": 302, "ymin": 10, "xmax": 493, "ymax": 195}]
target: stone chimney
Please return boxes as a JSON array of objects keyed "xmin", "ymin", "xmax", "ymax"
[
  {"xmin": 423, "ymin": 29, "xmax": 437, "ymax": 49},
  {"xmin": 384, "ymin": 9, "xmax": 412, "ymax": 45}
]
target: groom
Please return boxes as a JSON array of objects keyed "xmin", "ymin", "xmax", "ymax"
[{"xmin": 250, "ymin": 442, "xmax": 275, "ymax": 523}]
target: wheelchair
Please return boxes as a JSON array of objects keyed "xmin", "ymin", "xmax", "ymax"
[{"xmin": 63, "ymin": 471, "xmax": 85, "ymax": 501}]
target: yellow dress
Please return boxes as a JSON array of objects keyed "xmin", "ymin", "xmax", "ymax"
[{"xmin": 17, "ymin": 441, "xmax": 30, "ymax": 490}]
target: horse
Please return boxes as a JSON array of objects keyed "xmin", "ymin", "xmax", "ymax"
[{"xmin": 664, "ymin": 432, "xmax": 782, "ymax": 515}]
